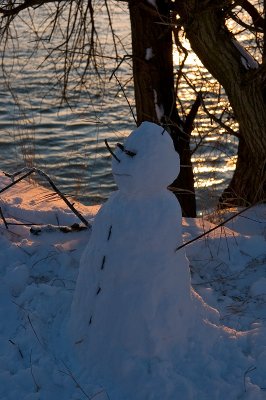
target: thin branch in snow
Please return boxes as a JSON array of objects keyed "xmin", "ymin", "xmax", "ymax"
[
  {"xmin": 30, "ymin": 350, "xmax": 40, "ymax": 392},
  {"xmin": 1, "ymin": 169, "xmax": 34, "ymax": 193},
  {"xmin": 30, "ymin": 223, "xmax": 88, "ymax": 235},
  {"xmin": 58, "ymin": 362, "xmax": 92, "ymax": 399},
  {"xmin": 91, "ymin": 389, "xmax": 111, "ymax": 399},
  {"xmin": 176, "ymin": 200, "xmax": 265, "ymax": 252},
  {"xmin": 30, "ymin": 252, "xmax": 58, "ymax": 269},
  {"xmin": 9, "ymin": 339, "xmax": 24, "ymax": 359},
  {"xmin": 0, "ymin": 207, "xmax": 8, "ymax": 229},
  {"xmin": 8, "ymin": 222, "xmax": 45, "ymax": 227},
  {"xmin": 1, "ymin": 168, "xmax": 89, "ymax": 228},
  {"xmin": 0, "ymin": 225, "xmax": 20, "ymax": 239},
  {"xmin": 243, "ymin": 365, "xmax": 256, "ymax": 392},
  {"xmin": 27, "ymin": 315, "xmax": 44, "ymax": 348}
]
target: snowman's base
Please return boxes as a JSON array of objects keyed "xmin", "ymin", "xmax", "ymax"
[{"xmin": 72, "ymin": 299, "xmax": 247, "ymax": 400}]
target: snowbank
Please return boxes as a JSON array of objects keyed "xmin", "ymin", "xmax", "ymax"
[{"xmin": 0, "ymin": 173, "xmax": 265, "ymax": 399}]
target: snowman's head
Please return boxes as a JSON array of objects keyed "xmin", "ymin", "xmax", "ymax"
[{"xmin": 111, "ymin": 121, "xmax": 180, "ymax": 195}]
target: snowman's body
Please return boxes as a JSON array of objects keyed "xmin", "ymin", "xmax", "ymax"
[{"xmin": 70, "ymin": 122, "xmax": 195, "ymax": 394}]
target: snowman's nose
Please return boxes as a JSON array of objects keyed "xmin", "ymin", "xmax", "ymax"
[{"xmin": 104, "ymin": 139, "xmax": 121, "ymax": 163}]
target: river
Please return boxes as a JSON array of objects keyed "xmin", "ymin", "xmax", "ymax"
[{"xmin": 0, "ymin": 3, "xmax": 239, "ymax": 214}]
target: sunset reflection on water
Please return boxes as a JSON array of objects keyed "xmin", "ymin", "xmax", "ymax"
[{"xmin": 0, "ymin": 4, "xmax": 245, "ymax": 213}]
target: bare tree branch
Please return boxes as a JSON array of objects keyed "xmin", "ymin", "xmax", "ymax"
[
  {"xmin": 183, "ymin": 92, "xmax": 201, "ymax": 135},
  {"xmin": 0, "ymin": 0, "xmax": 61, "ymax": 17},
  {"xmin": 234, "ymin": 0, "xmax": 265, "ymax": 31},
  {"xmin": 228, "ymin": 10, "xmax": 263, "ymax": 33}
]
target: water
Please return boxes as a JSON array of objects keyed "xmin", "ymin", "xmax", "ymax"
[{"xmin": 0, "ymin": 4, "xmax": 238, "ymax": 214}]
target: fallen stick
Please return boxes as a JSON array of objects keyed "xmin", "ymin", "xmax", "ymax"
[
  {"xmin": 1, "ymin": 167, "xmax": 90, "ymax": 228},
  {"xmin": 30, "ymin": 223, "xmax": 88, "ymax": 235},
  {"xmin": 176, "ymin": 200, "xmax": 265, "ymax": 252},
  {"xmin": 0, "ymin": 206, "xmax": 8, "ymax": 229}
]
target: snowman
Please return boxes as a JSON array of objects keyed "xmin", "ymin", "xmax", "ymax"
[{"xmin": 69, "ymin": 121, "xmax": 197, "ymax": 396}]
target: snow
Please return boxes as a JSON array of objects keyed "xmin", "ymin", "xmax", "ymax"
[
  {"xmin": 250, "ymin": 278, "xmax": 266, "ymax": 297},
  {"xmin": 146, "ymin": 0, "xmax": 157, "ymax": 8},
  {"xmin": 232, "ymin": 39, "xmax": 259, "ymax": 70},
  {"xmin": 112, "ymin": 122, "xmax": 179, "ymax": 195},
  {"xmin": 70, "ymin": 123, "xmax": 197, "ymax": 397},
  {"xmin": 145, "ymin": 47, "xmax": 154, "ymax": 61},
  {"xmin": 153, "ymin": 89, "xmax": 164, "ymax": 122},
  {"xmin": 0, "ymin": 121, "xmax": 266, "ymax": 399}
]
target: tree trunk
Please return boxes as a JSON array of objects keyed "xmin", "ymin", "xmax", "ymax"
[
  {"xmin": 128, "ymin": 0, "xmax": 196, "ymax": 217},
  {"xmin": 174, "ymin": 1, "xmax": 266, "ymax": 207},
  {"xmin": 220, "ymin": 134, "xmax": 265, "ymax": 206}
]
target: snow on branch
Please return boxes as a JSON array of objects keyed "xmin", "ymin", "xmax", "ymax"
[{"xmin": 232, "ymin": 38, "xmax": 259, "ymax": 70}]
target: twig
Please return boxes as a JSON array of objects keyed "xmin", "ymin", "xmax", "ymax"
[
  {"xmin": 91, "ymin": 389, "xmax": 111, "ymax": 399},
  {"xmin": 30, "ymin": 349, "xmax": 40, "ymax": 392},
  {"xmin": 200, "ymin": 95, "xmax": 240, "ymax": 138},
  {"xmin": 112, "ymin": 72, "xmax": 137, "ymax": 125},
  {"xmin": 30, "ymin": 223, "xmax": 88, "ymax": 235},
  {"xmin": 59, "ymin": 362, "xmax": 91, "ymax": 399},
  {"xmin": 0, "ymin": 225, "xmax": 20, "ymax": 238},
  {"xmin": 0, "ymin": 206, "xmax": 8, "ymax": 229},
  {"xmin": 9, "ymin": 339, "xmax": 23, "ymax": 359},
  {"xmin": 7, "ymin": 222, "xmax": 45, "ymax": 226},
  {"xmin": 27, "ymin": 315, "xmax": 44, "ymax": 348},
  {"xmin": 0, "ymin": 0, "xmax": 51, "ymax": 17},
  {"xmin": 0, "ymin": 169, "xmax": 34, "ymax": 194},
  {"xmin": 176, "ymin": 201, "xmax": 264, "ymax": 252},
  {"xmin": 31, "ymin": 252, "xmax": 58, "ymax": 269},
  {"xmin": 244, "ymin": 365, "xmax": 256, "ymax": 392},
  {"xmin": 2, "ymin": 168, "xmax": 89, "ymax": 227},
  {"xmin": 180, "ymin": 74, "xmax": 239, "ymax": 137},
  {"xmin": 109, "ymin": 54, "xmax": 132, "ymax": 81}
]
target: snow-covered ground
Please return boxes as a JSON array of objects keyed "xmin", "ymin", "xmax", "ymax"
[{"xmin": 0, "ymin": 172, "xmax": 265, "ymax": 399}]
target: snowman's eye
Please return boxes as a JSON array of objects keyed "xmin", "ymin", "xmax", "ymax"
[
  {"xmin": 124, "ymin": 149, "xmax": 136, "ymax": 157},
  {"xmin": 117, "ymin": 143, "xmax": 136, "ymax": 157},
  {"xmin": 117, "ymin": 143, "xmax": 124, "ymax": 152}
]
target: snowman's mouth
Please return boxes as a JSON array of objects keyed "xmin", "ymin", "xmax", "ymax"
[{"xmin": 113, "ymin": 173, "xmax": 131, "ymax": 177}]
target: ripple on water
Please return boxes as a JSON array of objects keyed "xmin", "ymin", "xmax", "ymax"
[{"xmin": 0, "ymin": 6, "xmax": 239, "ymax": 213}]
